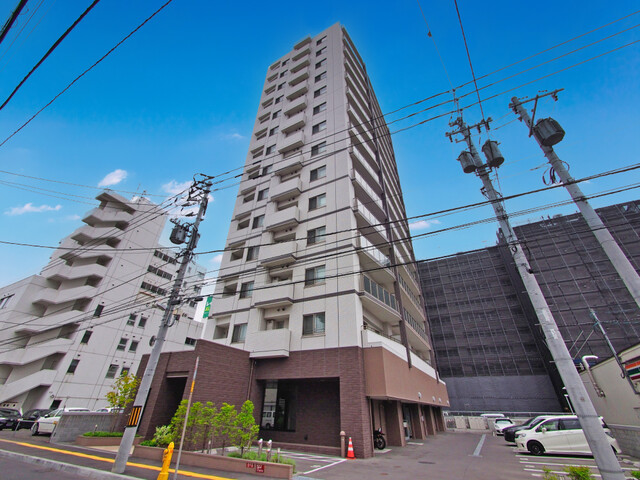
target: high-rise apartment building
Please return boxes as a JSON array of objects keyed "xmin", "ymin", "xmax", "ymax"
[
  {"xmin": 195, "ymin": 23, "xmax": 447, "ymax": 457},
  {"xmin": 418, "ymin": 200, "xmax": 640, "ymax": 412},
  {"xmin": 0, "ymin": 191, "xmax": 204, "ymax": 412}
]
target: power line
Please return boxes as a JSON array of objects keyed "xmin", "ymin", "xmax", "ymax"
[
  {"xmin": 0, "ymin": 0, "xmax": 28, "ymax": 46},
  {"xmin": 0, "ymin": 0, "xmax": 102, "ymax": 111},
  {"xmin": 0, "ymin": 0, "xmax": 176, "ymax": 148}
]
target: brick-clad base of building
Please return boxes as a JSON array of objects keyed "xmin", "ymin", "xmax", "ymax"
[{"xmin": 136, "ymin": 340, "xmax": 445, "ymax": 459}]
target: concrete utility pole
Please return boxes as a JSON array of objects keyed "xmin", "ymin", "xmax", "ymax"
[
  {"xmin": 447, "ymin": 114, "xmax": 625, "ymax": 480},
  {"xmin": 511, "ymin": 93, "xmax": 640, "ymax": 311},
  {"xmin": 112, "ymin": 180, "xmax": 211, "ymax": 474}
]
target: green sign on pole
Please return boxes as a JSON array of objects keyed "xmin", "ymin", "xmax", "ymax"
[{"xmin": 202, "ymin": 296, "xmax": 212, "ymax": 318}]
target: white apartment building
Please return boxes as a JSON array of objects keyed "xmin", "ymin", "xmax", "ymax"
[
  {"xmin": 197, "ymin": 23, "xmax": 448, "ymax": 457},
  {"xmin": 0, "ymin": 191, "xmax": 204, "ymax": 412}
]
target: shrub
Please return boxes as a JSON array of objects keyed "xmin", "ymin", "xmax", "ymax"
[
  {"xmin": 140, "ymin": 439, "xmax": 157, "ymax": 447},
  {"xmin": 542, "ymin": 467, "xmax": 561, "ymax": 480},
  {"xmin": 565, "ymin": 466, "xmax": 594, "ymax": 480},
  {"xmin": 630, "ymin": 472, "xmax": 640, "ymax": 480},
  {"xmin": 152, "ymin": 425, "xmax": 174, "ymax": 448}
]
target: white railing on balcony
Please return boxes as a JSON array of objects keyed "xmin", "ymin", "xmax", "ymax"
[
  {"xmin": 259, "ymin": 241, "xmax": 297, "ymax": 267},
  {"xmin": 274, "ymin": 155, "xmax": 304, "ymax": 176},
  {"xmin": 350, "ymin": 146, "xmax": 379, "ymax": 184},
  {"xmin": 278, "ymin": 130, "xmax": 304, "ymax": 154},
  {"xmin": 351, "ymin": 169, "xmax": 383, "ymax": 212},
  {"xmin": 0, "ymin": 369, "xmax": 57, "ymax": 404},
  {"xmin": 253, "ymin": 283, "xmax": 294, "ymax": 307},
  {"xmin": 357, "ymin": 235, "xmax": 390, "ymax": 269},
  {"xmin": 45, "ymin": 263, "xmax": 106, "ymax": 281},
  {"xmin": 353, "ymin": 199, "xmax": 387, "ymax": 241},
  {"xmin": 288, "ymin": 68, "xmax": 309, "ymax": 87},
  {"xmin": 0, "ymin": 338, "xmax": 73, "ymax": 366},
  {"xmin": 270, "ymin": 177, "xmax": 302, "ymax": 201},
  {"xmin": 281, "ymin": 111, "xmax": 305, "ymax": 134},
  {"xmin": 284, "ymin": 98, "xmax": 307, "ymax": 117},
  {"xmin": 264, "ymin": 206, "xmax": 300, "ymax": 231}
]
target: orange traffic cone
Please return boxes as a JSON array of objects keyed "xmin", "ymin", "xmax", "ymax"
[{"xmin": 347, "ymin": 437, "xmax": 356, "ymax": 459}]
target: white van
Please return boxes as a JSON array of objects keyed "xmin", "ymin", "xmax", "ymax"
[{"xmin": 515, "ymin": 415, "xmax": 619, "ymax": 456}]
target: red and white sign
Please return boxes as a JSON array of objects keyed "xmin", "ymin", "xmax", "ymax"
[
  {"xmin": 256, "ymin": 464, "xmax": 265, "ymax": 473},
  {"xmin": 246, "ymin": 462, "xmax": 255, "ymax": 468}
]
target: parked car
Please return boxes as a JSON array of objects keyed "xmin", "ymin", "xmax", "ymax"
[
  {"xmin": 31, "ymin": 407, "xmax": 90, "ymax": 435},
  {"xmin": 493, "ymin": 418, "xmax": 515, "ymax": 435},
  {"xmin": 515, "ymin": 415, "xmax": 619, "ymax": 456},
  {"xmin": 94, "ymin": 407, "xmax": 123, "ymax": 413},
  {"xmin": 0, "ymin": 408, "xmax": 21, "ymax": 430},
  {"xmin": 504, "ymin": 415, "xmax": 558, "ymax": 443},
  {"xmin": 15, "ymin": 409, "xmax": 52, "ymax": 430}
]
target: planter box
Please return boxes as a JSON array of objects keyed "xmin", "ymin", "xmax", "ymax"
[
  {"xmin": 133, "ymin": 445, "xmax": 293, "ymax": 480},
  {"xmin": 75, "ymin": 435, "xmax": 142, "ymax": 447}
]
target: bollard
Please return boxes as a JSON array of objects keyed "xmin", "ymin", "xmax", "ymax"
[
  {"xmin": 340, "ymin": 431, "xmax": 346, "ymax": 458},
  {"xmin": 276, "ymin": 447, "xmax": 281, "ymax": 462},
  {"xmin": 257, "ymin": 438, "xmax": 263, "ymax": 458},
  {"xmin": 266, "ymin": 439, "xmax": 273, "ymax": 462},
  {"xmin": 157, "ymin": 442, "xmax": 174, "ymax": 480}
]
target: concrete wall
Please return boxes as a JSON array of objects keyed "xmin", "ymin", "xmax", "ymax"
[{"xmin": 50, "ymin": 412, "xmax": 119, "ymax": 443}]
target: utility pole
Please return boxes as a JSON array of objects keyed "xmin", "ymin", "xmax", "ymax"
[
  {"xmin": 447, "ymin": 113, "xmax": 625, "ymax": 480},
  {"xmin": 511, "ymin": 93, "xmax": 640, "ymax": 311},
  {"xmin": 112, "ymin": 179, "xmax": 211, "ymax": 474}
]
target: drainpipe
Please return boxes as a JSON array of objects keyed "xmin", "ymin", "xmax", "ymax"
[{"xmin": 581, "ymin": 355, "xmax": 605, "ymax": 398}]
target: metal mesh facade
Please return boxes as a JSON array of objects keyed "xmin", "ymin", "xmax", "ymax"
[{"xmin": 418, "ymin": 200, "xmax": 640, "ymax": 412}]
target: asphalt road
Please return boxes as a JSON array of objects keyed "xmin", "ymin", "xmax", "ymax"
[{"xmin": 0, "ymin": 456, "xmax": 91, "ymax": 480}]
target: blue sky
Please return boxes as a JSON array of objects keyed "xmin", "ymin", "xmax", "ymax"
[{"xmin": 0, "ymin": 0, "xmax": 639, "ymax": 289}]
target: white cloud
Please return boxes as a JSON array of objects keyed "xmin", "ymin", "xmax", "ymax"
[
  {"xmin": 98, "ymin": 169, "xmax": 128, "ymax": 187},
  {"xmin": 6, "ymin": 203, "xmax": 62, "ymax": 216},
  {"xmin": 210, "ymin": 254, "xmax": 223, "ymax": 265},
  {"xmin": 223, "ymin": 132, "xmax": 245, "ymax": 140},
  {"xmin": 162, "ymin": 180, "xmax": 192, "ymax": 196},
  {"xmin": 65, "ymin": 214, "xmax": 81, "ymax": 221},
  {"xmin": 409, "ymin": 219, "xmax": 441, "ymax": 231}
]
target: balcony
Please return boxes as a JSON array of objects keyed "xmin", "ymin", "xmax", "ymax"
[
  {"xmin": 253, "ymin": 283, "xmax": 294, "ymax": 308},
  {"xmin": 210, "ymin": 295, "xmax": 237, "ymax": 315},
  {"xmin": 71, "ymin": 225, "xmax": 122, "ymax": 243},
  {"xmin": 284, "ymin": 98, "xmax": 307, "ymax": 117},
  {"xmin": 356, "ymin": 235, "xmax": 394, "ymax": 284},
  {"xmin": 234, "ymin": 200, "xmax": 254, "ymax": 220},
  {"xmin": 349, "ymin": 131, "xmax": 377, "ymax": 170},
  {"xmin": 286, "ymin": 84, "xmax": 308, "ymax": 101},
  {"xmin": 240, "ymin": 177, "xmax": 259, "ymax": 195},
  {"xmin": 290, "ymin": 57, "xmax": 310, "ymax": 74},
  {"xmin": 216, "ymin": 260, "xmax": 245, "ymax": 279},
  {"xmin": 264, "ymin": 205, "xmax": 300, "ymax": 231},
  {"xmin": 353, "ymin": 198, "xmax": 388, "ymax": 244},
  {"xmin": 259, "ymin": 241, "xmax": 297, "ymax": 267},
  {"xmin": 288, "ymin": 68, "xmax": 309, "ymax": 87},
  {"xmin": 0, "ymin": 338, "xmax": 74, "ymax": 366},
  {"xmin": 246, "ymin": 329, "xmax": 291, "ymax": 359},
  {"xmin": 281, "ymin": 111, "xmax": 306, "ymax": 134},
  {"xmin": 350, "ymin": 146, "xmax": 379, "ymax": 187},
  {"xmin": 351, "ymin": 169, "xmax": 384, "ymax": 215},
  {"xmin": 270, "ymin": 177, "xmax": 302, "ymax": 202},
  {"xmin": 274, "ymin": 154, "xmax": 303, "ymax": 176},
  {"xmin": 278, "ymin": 130, "xmax": 304, "ymax": 154},
  {"xmin": 0, "ymin": 368, "xmax": 57, "ymax": 404},
  {"xmin": 83, "ymin": 207, "xmax": 132, "ymax": 225},
  {"xmin": 32, "ymin": 284, "xmax": 96, "ymax": 307},
  {"xmin": 45, "ymin": 263, "xmax": 107, "ymax": 282}
]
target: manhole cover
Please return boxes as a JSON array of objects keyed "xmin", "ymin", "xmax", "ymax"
[{"xmin": 418, "ymin": 461, "xmax": 435, "ymax": 464}]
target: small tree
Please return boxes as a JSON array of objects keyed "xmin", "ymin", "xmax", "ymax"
[
  {"xmin": 105, "ymin": 371, "xmax": 140, "ymax": 431},
  {"xmin": 214, "ymin": 403, "xmax": 237, "ymax": 455},
  {"xmin": 235, "ymin": 400, "xmax": 259, "ymax": 455}
]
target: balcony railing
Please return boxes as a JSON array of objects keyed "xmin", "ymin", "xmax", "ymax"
[
  {"xmin": 246, "ymin": 329, "xmax": 291, "ymax": 359},
  {"xmin": 278, "ymin": 130, "xmax": 304, "ymax": 154},
  {"xmin": 281, "ymin": 111, "xmax": 305, "ymax": 134},
  {"xmin": 353, "ymin": 199, "xmax": 387, "ymax": 241},
  {"xmin": 264, "ymin": 205, "xmax": 300, "ymax": 231},
  {"xmin": 259, "ymin": 241, "xmax": 297, "ymax": 267},
  {"xmin": 270, "ymin": 177, "xmax": 302, "ymax": 202},
  {"xmin": 253, "ymin": 283, "xmax": 294, "ymax": 308},
  {"xmin": 351, "ymin": 169, "xmax": 383, "ymax": 212},
  {"xmin": 357, "ymin": 235, "xmax": 390, "ymax": 269},
  {"xmin": 274, "ymin": 154, "xmax": 304, "ymax": 176}
]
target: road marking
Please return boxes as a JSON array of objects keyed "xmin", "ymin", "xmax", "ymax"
[
  {"xmin": 302, "ymin": 458, "xmax": 347, "ymax": 475},
  {"xmin": 0, "ymin": 438, "xmax": 234, "ymax": 480},
  {"xmin": 407, "ymin": 442, "xmax": 423, "ymax": 445},
  {"xmin": 471, "ymin": 434, "xmax": 486, "ymax": 457}
]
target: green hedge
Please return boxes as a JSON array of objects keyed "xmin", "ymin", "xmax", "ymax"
[{"xmin": 82, "ymin": 431, "xmax": 141, "ymax": 437}]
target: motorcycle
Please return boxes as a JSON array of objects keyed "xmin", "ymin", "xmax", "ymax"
[{"xmin": 373, "ymin": 427, "xmax": 386, "ymax": 450}]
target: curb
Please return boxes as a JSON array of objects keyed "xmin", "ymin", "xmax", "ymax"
[{"xmin": 0, "ymin": 448, "xmax": 142, "ymax": 480}]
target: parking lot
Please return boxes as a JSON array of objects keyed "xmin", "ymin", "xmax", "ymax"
[{"xmin": 1, "ymin": 429, "xmax": 638, "ymax": 479}]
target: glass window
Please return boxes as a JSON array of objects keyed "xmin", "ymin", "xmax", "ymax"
[
  {"xmin": 126, "ymin": 314, "xmax": 136, "ymax": 326},
  {"xmin": 116, "ymin": 338, "xmax": 127, "ymax": 351},
  {"xmin": 185, "ymin": 337, "xmax": 197, "ymax": 346},
  {"xmin": 94, "ymin": 305, "xmax": 104, "ymax": 317},
  {"xmin": 316, "ymin": 37, "xmax": 326, "ymax": 46},
  {"xmin": 316, "ymin": 47, "xmax": 326, "ymax": 56},
  {"xmin": 560, "ymin": 418, "xmax": 581, "ymax": 430},
  {"xmin": 312, "ymin": 121, "xmax": 326, "ymax": 134},
  {"xmin": 277, "ymin": 82, "xmax": 286, "ymax": 91},
  {"xmin": 311, "ymin": 142, "xmax": 326, "ymax": 156},
  {"xmin": 313, "ymin": 103, "xmax": 327, "ymax": 115},
  {"xmin": 272, "ymin": 110, "xmax": 281, "ymax": 119},
  {"xmin": 275, "ymin": 95, "xmax": 283, "ymax": 104},
  {"xmin": 269, "ymin": 126, "xmax": 279, "ymax": 136},
  {"xmin": 314, "ymin": 72, "xmax": 327, "ymax": 83},
  {"xmin": 247, "ymin": 246, "xmax": 259, "ymax": 261},
  {"xmin": 66, "ymin": 359, "xmax": 79, "ymax": 374},
  {"xmin": 232, "ymin": 323, "xmax": 247, "ymax": 342},
  {"xmin": 239, "ymin": 282, "xmax": 254, "ymax": 299},
  {"xmin": 262, "ymin": 165, "xmax": 272, "ymax": 176},
  {"xmin": 303, "ymin": 313, "xmax": 325, "ymax": 335},
  {"xmin": 252, "ymin": 215, "xmax": 264, "ymax": 229},
  {"xmin": 309, "ymin": 194, "xmax": 326, "ymax": 211},
  {"xmin": 129, "ymin": 341, "xmax": 139, "ymax": 352},
  {"xmin": 310, "ymin": 165, "xmax": 326, "ymax": 181},
  {"xmin": 80, "ymin": 330, "xmax": 93, "ymax": 344},
  {"xmin": 315, "ymin": 59, "xmax": 326, "ymax": 69},
  {"xmin": 265, "ymin": 145, "xmax": 275, "ymax": 155},
  {"xmin": 305, "ymin": 265, "xmax": 325, "ymax": 286},
  {"xmin": 261, "ymin": 380, "xmax": 296, "ymax": 431},
  {"xmin": 257, "ymin": 188, "xmax": 269, "ymax": 201},
  {"xmin": 280, "ymin": 70, "xmax": 287, "ymax": 78},
  {"xmin": 314, "ymin": 86, "xmax": 327, "ymax": 98},
  {"xmin": 105, "ymin": 364, "xmax": 118, "ymax": 379},
  {"xmin": 538, "ymin": 419, "xmax": 560, "ymax": 432},
  {"xmin": 138, "ymin": 316, "xmax": 147, "ymax": 328},
  {"xmin": 307, "ymin": 226, "xmax": 326, "ymax": 245}
]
